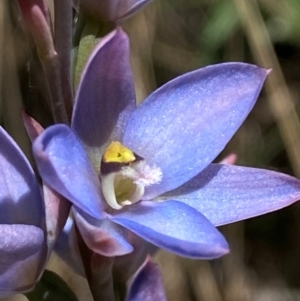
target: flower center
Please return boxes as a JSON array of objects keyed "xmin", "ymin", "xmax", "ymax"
[{"xmin": 100, "ymin": 141, "xmax": 162, "ymax": 210}]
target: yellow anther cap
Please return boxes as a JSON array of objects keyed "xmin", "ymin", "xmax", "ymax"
[{"xmin": 103, "ymin": 141, "xmax": 136, "ymax": 163}]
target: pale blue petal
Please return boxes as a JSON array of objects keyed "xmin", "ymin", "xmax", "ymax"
[
  {"xmin": 162, "ymin": 163, "xmax": 300, "ymax": 226},
  {"xmin": 72, "ymin": 28, "xmax": 136, "ymax": 173},
  {"xmin": 73, "ymin": 208, "xmax": 134, "ymax": 257},
  {"xmin": 0, "ymin": 224, "xmax": 45, "ymax": 297},
  {"xmin": 110, "ymin": 200, "xmax": 229, "ymax": 259},
  {"xmin": 33, "ymin": 125, "xmax": 104, "ymax": 219},
  {"xmin": 0, "ymin": 127, "xmax": 44, "ymax": 227},
  {"xmin": 123, "ymin": 63, "xmax": 268, "ymax": 199}
]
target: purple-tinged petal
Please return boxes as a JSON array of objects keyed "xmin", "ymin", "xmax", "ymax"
[
  {"xmin": 126, "ymin": 256, "xmax": 167, "ymax": 301},
  {"xmin": 43, "ymin": 184, "xmax": 70, "ymax": 260},
  {"xmin": 219, "ymin": 153, "xmax": 237, "ymax": 165},
  {"xmin": 114, "ymin": 0, "xmax": 154, "ymax": 23},
  {"xmin": 78, "ymin": 0, "xmax": 153, "ymax": 23},
  {"xmin": 22, "ymin": 114, "xmax": 71, "ymax": 260},
  {"xmin": 22, "ymin": 111, "xmax": 44, "ymax": 142},
  {"xmin": 0, "ymin": 127, "xmax": 44, "ymax": 227},
  {"xmin": 123, "ymin": 63, "xmax": 268, "ymax": 199},
  {"xmin": 72, "ymin": 28, "xmax": 136, "ymax": 173},
  {"xmin": 73, "ymin": 208, "xmax": 133, "ymax": 257},
  {"xmin": 33, "ymin": 124, "xmax": 103, "ymax": 219},
  {"xmin": 110, "ymin": 200, "xmax": 229, "ymax": 259},
  {"xmin": 55, "ymin": 216, "xmax": 85, "ymax": 276},
  {"xmin": 161, "ymin": 163, "xmax": 300, "ymax": 226},
  {"xmin": 0, "ymin": 224, "xmax": 45, "ymax": 297}
]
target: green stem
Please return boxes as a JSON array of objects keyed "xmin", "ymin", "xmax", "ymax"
[
  {"xmin": 76, "ymin": 227, "xmax": 116, "ymax": 301},
  {"xmin": 54, "ymin": 0, "xmax": 74, "ymax": 120}
]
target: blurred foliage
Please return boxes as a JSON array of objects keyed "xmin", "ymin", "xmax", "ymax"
[{"xmin": 25, "ymin": 270, "xmax": 79, "ymax": 301}]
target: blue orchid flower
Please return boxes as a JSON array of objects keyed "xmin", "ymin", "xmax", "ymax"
[
  {"xmin": 33, "ymin": 28, "xmax": 300, "ymax": 261},
  {"xmin": 0, "ymin": 125, "xmax": 69, "ymax": 296}
]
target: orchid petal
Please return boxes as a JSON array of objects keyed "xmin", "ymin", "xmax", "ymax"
[
  {"xmin": 78, "ymin": 0, "xmax": 153, "ymax": 23},
  {"xmin": 72, "ymin": 28, "xmax": 136, "ymax": 173},
  {"xmin": 55, "ymin": 216, "xmax": 85, "ymax": 276},
  {"xmin": 0, "ymin": 127, "xmax": 44, "ymax": 227},
  {"xmin": 73, "ymin": 208, "xmax": 133, "ymax": 257},
  {"xmin": 43, "ymin": 184, "xmax": 70, "ymax": 260},
  {"xmin": 33, "ymin": 124, "xmax": 103, "ymax": 219},
  {"xmin": 162, "ymin": 163, "xmax": 300, "ymax": 226},
  {"xmin": 22, "ymin": 111, "xmax": 44, "ymax": 142},
  {"xmin": 126, "ymin": 256, "xmax": 167, "ymax": 301},
  {"xmin": 110, "ymin": 200, "xmax": 229, "ymax": 259},
  {"xmin": 22, "ymin": 114, "xmax": 71, "ymax": 260},
  {"xmin": 0, "ymin": 224, "xmax": 45, "ymax": 297},
  {"xmin": 123, "ymin": 63, "xmax": 268, "ymax": 199}
]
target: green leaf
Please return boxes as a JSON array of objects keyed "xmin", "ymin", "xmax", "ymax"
[{"xmin": 25, "ymin": 270, "xmax": 79, "ymax": 301}]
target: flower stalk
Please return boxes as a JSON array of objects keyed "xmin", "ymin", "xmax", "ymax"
[{"xmin": 18, "ymin": 0, "xmax": 69, "ymax": 124}]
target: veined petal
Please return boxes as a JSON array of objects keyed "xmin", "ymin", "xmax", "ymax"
[
  {"xmin": 33, "ymin": 124, "xmax": 104, "ymax": 219},
  {"xmin": 0, "ymin": 127, "xmax": 44, "ymax": 227},
  {"xmin": 126, "ymin": 256, "xmax": 167, "ymax": 301},
  {"xmin": 161, "ymin": 163, "xmax": 300, "ymax": 226},
  {"xmin": 0, "ymin": 224, "xmax": 45, "ymax": 297},
  {"xmin": 110, "ymin": 200, "xmax": 229, "ymax": 259},
  {"xmin": 123, "ymin": 63, "xmax": 268, "ymax": 199},
  {"xmin": 73, "ymin": 208, "xmax": 133, "ymax": 257},
  {"xmin": 72, "ymin": 28, "xmax": 136, "ymax": 174}
]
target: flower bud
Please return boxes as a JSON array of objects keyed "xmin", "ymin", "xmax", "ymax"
[{"xmin": 75, "ymin": 0, "xmax": 153, "ymax": 23}]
